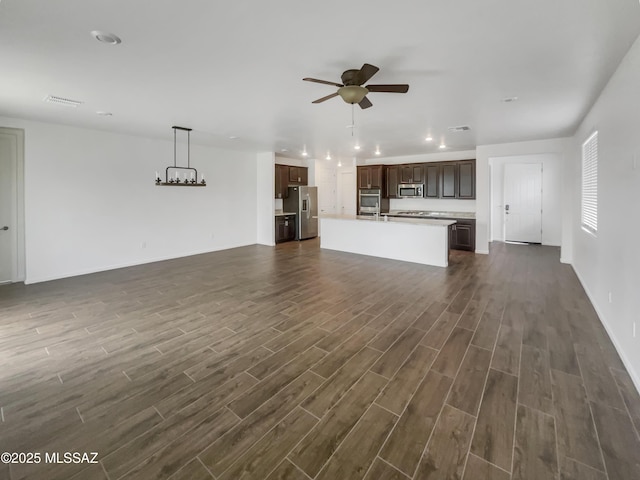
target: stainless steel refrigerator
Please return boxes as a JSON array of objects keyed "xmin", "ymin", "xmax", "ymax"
[{"xmin": 283, "ymin": 186, "xmax": 318, "ymax": 240}]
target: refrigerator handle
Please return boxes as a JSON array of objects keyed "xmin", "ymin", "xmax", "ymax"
[{"xmin": 307, "ymin": 194, "xmax": 311, "ymax": 220}]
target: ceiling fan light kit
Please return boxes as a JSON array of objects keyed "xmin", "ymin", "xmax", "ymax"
[
  {"xmin": 338, "ymin": 85, "xmax": 368, "ymax": 104},
  {"xmin": 155, "ymin": 126, "xmax": 206, "ymax": 187}
]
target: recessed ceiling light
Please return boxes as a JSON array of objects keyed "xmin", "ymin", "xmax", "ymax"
[
  {"xmin": 301, "ymin": 150, "xmax": 308, "ymax": 157},
  {"xmin": 96, "ymin": 111, "xmax": 112, "ymax": 116},
  {"xmin": 229, "ymin": 136, "xmax": 238, "ymax": 139},
  {"xmin": 281, "ymin": 148, "xmax": 288, "ymax": 152},
  {"xmin": 326, "ymin": 153, "xmax": 331, "ymax": 160},
  {"xmin": 375, "ymin": 148, "xmax": 381, "ymax": 155},
  {"xmin": 354, "ymin": 144, "xmax": 361, "ymax": 150},
  {"xmin": 502, "ymin": 96, "xmax": 518, "ymax": 103},
  {"xmin": 425, "ymin": 136, "xmax": 433, "ymax": 142},
  {"xmin": 439, "ymin": 144, "xmax": 446, "ymax": 149},
  {"xmin": 338, "ymin": 160, "xmax": 342, "ymax": 167},
  {"xmin": 91, "ymin": 30, "xmax": 122, "ymax": 45}
]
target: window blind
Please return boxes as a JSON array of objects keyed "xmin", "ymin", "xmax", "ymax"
[{"xmin": 581, "ymin": 131, "xmax": 598, "ymax": 234}]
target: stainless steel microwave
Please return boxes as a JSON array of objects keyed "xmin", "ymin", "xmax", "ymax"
[{"xmin": 398, "ymin": 184, "xmax": 423, "ymax": 198}]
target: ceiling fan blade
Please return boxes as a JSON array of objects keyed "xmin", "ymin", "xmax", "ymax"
[
  {"xmin": 312, "ymin": 92, "xmax": 339, "ymax": 104},
  {"xmin": 303, "ymin": 77, "xmax": 344, "ymax": 87},
  {"xmin": 358, "ymin": 96, "xmax": 373, "ymax": 109},
  {"xmin": 358, "ymin": 64, "xmax": 380, "ymax": 84},
  {"xmin": 366, "ymin": 84, "xmax": 409, "ymax": 93}
]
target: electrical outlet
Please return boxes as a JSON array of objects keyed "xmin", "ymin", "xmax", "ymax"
[
  {"xmin": 608, "ymin": 291, "xmax": 612, "ymax": 303},
  {"xmin": 141, "ymin": 241, "xmax": 146, "ymax": 249}
]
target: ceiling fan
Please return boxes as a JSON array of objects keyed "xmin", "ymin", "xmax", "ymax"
[{"xmin": 303, "ymin": 63, "xmax": 409, "ymax": 109}]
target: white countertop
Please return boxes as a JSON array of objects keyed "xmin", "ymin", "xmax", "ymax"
[{"xmin": 321, "ymin": 214, "xmax": 455, "ymax": 227}]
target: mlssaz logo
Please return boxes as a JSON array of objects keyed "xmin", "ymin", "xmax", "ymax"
[{"xmin": 45, "ymin": 452, "xmax": 99, "ymax": 464}]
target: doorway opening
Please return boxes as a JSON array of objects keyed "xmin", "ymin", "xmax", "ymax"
[
  {"xmin": 490, "ymin": 152, "xmax": 562, "ymax": 248},
  {"xmin": 0, "ymin": 127, "xmax": 26, "ymax": 283},
  {"xmin": 504, "ymin": 163, "xmax": 542, "ymax": 244}
]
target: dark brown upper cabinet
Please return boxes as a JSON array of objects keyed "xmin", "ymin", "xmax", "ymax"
[
  {"xmin": 288, "ymin": 166, "xmax": 308, "ymax": 185},
  {"xmin": 357, "ymin": 165, "xmax": 383, "ymax": 190},
  {"xmin": 275, "ymin": 164, "xmax": 289, "ymax": 199},
  {"xmin": 375, "ymin": 159, "xmax": 475, "ymax": 200},
  {"xmin": 385, "ymin": 165, "xmax": 399, "ymax": 198},
  {"xmin": 457, "ymin": 160, "xmax": 475, "ymax": 199},
  {"xmin": 440, "ymin": 163, "xmax": 458, "ymax": 198},
  {"xmin": 400, "ymin": 164, "xmax": 424, "ymax": 184},
  {"xmin": 275, "ymin": 164, "xmax": 308, "ymax": 199},
  {"xmin": 440, "ymin": 160, "xmax": 476, "ymax": 199},
  {"xmin": 424, "ymin": 164, "xmax": 440, "ymax": 198}
]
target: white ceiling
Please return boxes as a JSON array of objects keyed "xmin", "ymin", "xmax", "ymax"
[{"xmin": 1, "ymin": 0, "xmax": 639, "ymax": 161}]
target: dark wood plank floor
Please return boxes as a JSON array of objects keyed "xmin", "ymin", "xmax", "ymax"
[{"xmin": 1, "ymin": 240, "xmax": 639, "ymax": 480}]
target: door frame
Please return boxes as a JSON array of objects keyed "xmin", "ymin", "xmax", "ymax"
[
  {"xmin": 337, "ymin": 167, "xmax": 356, "ymax": 215},
  {"xmin": 503, "ymin": 162, "xmax": 543, "ymax": 244},
  {"xmin": 0, "ymin": 127, "xmax": 26, "ymax": 283}
]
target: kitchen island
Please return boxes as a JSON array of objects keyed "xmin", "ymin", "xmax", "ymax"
[{"xmin": 320, "ymin": 214, "xmax": 456, "ymax": 267}]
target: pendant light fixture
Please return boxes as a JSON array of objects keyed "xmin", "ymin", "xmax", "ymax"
[{"xmin": 155, "ymin": 126, "xmax": 206, "ymax": 186}]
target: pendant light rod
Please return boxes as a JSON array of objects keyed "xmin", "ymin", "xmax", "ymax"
[{"xmin": 172, "ymin": 126, "xmax": 192, "ymax": 168}]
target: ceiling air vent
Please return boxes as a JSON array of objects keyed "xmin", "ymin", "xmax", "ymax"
[
  {"xmin": 43, "ymin": 95, "xmax": 83, "ymax": 107},
  {"xmin": 447, "ymin": 125, "xmax": 471, "ymax": 132}
]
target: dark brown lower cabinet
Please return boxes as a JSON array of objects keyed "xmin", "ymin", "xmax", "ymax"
[
  {"xmin": 275, "ymin": 215, "xmax": 296, "ymax": 243},
  {"xmin": 449, "ymin": 219, "xmax": 475, "ymax": 252}
]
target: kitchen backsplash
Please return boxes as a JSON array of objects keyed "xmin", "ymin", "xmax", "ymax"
[
  {"xmin": 274, "ymin": 198, "xmax": 283, "ymax": 211},
  {"xmin": 389, "ymin": 198, "xmax": 476, "ymax": 212}
]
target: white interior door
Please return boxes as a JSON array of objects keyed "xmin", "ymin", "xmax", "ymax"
[
  {"xmin": 0, "ymin": 132, "xmax": 17, "ymax": 283},
  {"xmin": 316, "ymin": 162, "xmax": 337, "ymax": 215},
  {"xmin": 504, "ymin": 163, "xmax": 542, "ymax": 243},
  {"xmin": 339, "ymin": 171, "xmax": 356, "ymax": 215}
]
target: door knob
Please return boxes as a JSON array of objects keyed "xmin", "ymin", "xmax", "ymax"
[{"xmin": 1, "ymin": 226, "xmax": 8, "ymax": 231}]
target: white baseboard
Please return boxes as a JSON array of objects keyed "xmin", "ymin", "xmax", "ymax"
[
  {"xmin": 572, "ymin": 264, "xmax": 640, "ymax": 397},
  {"xmin": 475, "ymin": 249, "xmax": 489, "ymax": 254}
]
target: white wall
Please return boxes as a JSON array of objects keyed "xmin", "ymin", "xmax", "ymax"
[
  {"xmin": 570, "ymin": 33, "xmax": 640, "ymax": 391},
  {"xmin": 476, "ymin": 138, "xmax": 572, "ymax": 257},
  {"xmin": 256, "ymin": 151, "xmax": 275, "ymax": 246},
  {"xmin": 0, "ymin": 116, "xmax": 258, "ymax": 283},
  {"xmin": 490, "ymin": 153, "xmax": 562, "ymax": 246},
  {"xmin": 362, "ymin": 149, "xmax": 477, "ymax": 165}
]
